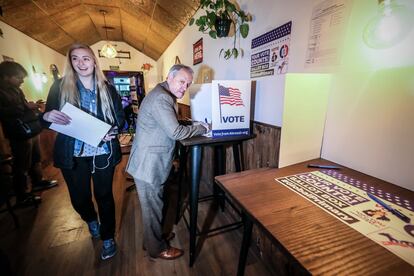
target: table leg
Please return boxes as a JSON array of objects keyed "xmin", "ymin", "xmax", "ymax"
[
  {"xmin": 175, "ymin": 144, "xmax": 188, "ymax": 224},
  {"xmin": 239, "ymin": 142, "xmax": 245, "ymax": 171},
  {"xmin": 232, "ymin": 143, "xmax": 241, "ymax": 172},
  {"xmin": 214, "ymin": 145, "xmax": 226, "ymax": 211},
  {"xmin": 237, "ymin": 213, "xmax": 253, "ymax": 276},
  {"xmin": 190, "ymin": 145, "xmax": 202, "ymax": 267}
]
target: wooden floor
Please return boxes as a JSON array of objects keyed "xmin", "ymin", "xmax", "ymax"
[{"xmin": 0, "ymin": 155, "xmax": 273, "ymax": 276}]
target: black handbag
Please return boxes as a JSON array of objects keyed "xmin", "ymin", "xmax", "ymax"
[{"xmin": 12, "ymin": 108, "xmax": 42, "ymax": 139}]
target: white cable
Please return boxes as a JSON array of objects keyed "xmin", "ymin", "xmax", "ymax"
[{"xmin": 92, "ymin": 139, "xmax": 113, "ymax": 174}]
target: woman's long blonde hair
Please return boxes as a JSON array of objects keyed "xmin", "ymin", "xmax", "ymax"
[{"xmin": 60, "ymin": 43, "xmax": 115, "ymax": 123}]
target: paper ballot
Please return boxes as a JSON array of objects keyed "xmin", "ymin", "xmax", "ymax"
[{"xmin": 49, "ymin": 103, "xmax": 112, "ymax": 147}]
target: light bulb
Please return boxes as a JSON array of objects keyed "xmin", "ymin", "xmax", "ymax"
[
  {"xmin": 363, "ymin": 0, "xmax": 414, "ymax": 49},
  {"xmin": 101, "ymin": 43, "xmax": 118, "ymax": 58}
]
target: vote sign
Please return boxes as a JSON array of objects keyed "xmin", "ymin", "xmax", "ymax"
[{"xmin": 211, "ymin": 80, "xmax": 251, "ymax": 137}]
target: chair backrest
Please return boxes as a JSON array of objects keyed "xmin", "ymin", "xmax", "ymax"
[
  {"xmin": 0, "ymin": 122, "xmax": 12, "ymax": 156},
  {"xmin": 0, "ymin": 155, "xmax": 13, "ymax": 205}
]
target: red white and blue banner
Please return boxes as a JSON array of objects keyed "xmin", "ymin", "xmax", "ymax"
[
  {"xmin": 211, "ymin": 80, "xmax": 251, "ymax": 137},
  {"xmin": 250, "ymin": 21, "xmax": 292, "ymax": 78}
]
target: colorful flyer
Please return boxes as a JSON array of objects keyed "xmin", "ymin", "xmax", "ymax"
[
  {"xmin": 250, "ymin": 21, "xmax": 292, "ymax": 78},
  {"xmin": 276, "ymin": 171, "xmax": 414, "ymax": 266}
]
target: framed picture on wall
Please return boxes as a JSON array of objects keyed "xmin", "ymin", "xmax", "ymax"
[{"xmin": 193, "ymin": 38, "xmax": 203, "ymax": 65}]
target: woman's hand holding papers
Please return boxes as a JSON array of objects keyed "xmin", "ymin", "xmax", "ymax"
[
  {"xmin": 102, "ymin": 126, "xmax": 118, "ymax": 142},
  {"xmin": 43, "ymin": 110, "xmax": 72, "ymax": 125}
]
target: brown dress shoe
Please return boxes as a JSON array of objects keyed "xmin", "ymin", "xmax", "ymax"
[
  {"xmin": 157, "ymin": 247, "xmax": 184, "ymax": 260},
  {"xmin": 142, "ymin": 232, "xmax": 176, "ymax": 251}
]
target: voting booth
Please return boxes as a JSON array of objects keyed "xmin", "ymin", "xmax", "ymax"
[{"xmin": 190, "ymin": 80, "xmax": 254, "ymax": 138}]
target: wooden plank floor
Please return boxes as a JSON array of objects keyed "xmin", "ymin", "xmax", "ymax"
[{"xmin": 0, "ymin": 155, "xmax": 273, "ymax": 276}]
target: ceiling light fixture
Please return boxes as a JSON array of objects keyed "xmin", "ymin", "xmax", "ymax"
[
  {"xmin": 363, "ymin": 0, "xmax": 414, "ymax": 49},
  {"xmin": 100, "ymin": 10, "xmax": 118, "ymax": 58}
]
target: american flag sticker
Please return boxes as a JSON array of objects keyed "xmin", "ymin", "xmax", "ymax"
[{"xmin": 218, "ymin": 84, "xmax": 244, "ymax": 106}]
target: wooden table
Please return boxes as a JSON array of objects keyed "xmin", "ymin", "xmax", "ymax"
[
  {"xmin": 215, "ymin": 158, "xmax": 414, "ymax": 276},
  {"xmin": 179, "ymin": 134, "xmax": 255, "ymax": 266}
]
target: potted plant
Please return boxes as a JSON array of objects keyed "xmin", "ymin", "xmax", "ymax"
[{"xmin": 189, "ymin": 0, "xmax": 252, "ymax": 59}]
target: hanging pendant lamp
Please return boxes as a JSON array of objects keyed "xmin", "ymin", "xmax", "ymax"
[
  {"xmin": 100, "ymin": 10, "xmax": 118, "ymax": 58},
  {"xmin": 363, "ymin": 0, "xmax": 414, "ymax": 49}
]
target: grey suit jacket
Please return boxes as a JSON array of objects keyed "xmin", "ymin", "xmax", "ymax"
[{"xmin": 126, "ymin": 82, "xmax": 206, "ymax": 184}]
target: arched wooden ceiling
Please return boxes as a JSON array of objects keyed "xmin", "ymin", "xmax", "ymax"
[{"xmin": 0, "ymin": 0, "xmax": 200, "ymax": 60}]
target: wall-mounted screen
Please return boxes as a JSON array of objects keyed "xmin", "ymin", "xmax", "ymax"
[{"xmin": 114, "ymin": 77, "xmax": 129, "ymax": 84}]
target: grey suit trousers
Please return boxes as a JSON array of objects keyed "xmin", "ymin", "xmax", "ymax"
[{"xmin": 134, "ymin": 178, "xmax": 168, "ymax": 257}]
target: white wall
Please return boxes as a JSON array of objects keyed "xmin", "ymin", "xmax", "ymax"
[
  {"xmin": 91, "ymin": 41, "xmax": 158, "ymax": 93},
  {"xmin": 0, "ymin": 21, "xmax": 66, "ymax": 101},
  {"xmin": 158, "ymin": 0, "xmax": 414, "ymax": 190}
]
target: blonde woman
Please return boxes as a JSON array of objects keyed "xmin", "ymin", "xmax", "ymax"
[{"xmin": 42, "ymin": 43, "xmax": 125, "ymax": 260}]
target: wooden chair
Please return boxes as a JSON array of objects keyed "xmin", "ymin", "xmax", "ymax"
[{"xmin": 0, "ymin": 154, "xmax": 19, "ymax": 228}]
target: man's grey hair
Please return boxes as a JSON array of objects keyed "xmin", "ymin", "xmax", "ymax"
[{"xmin": 168, "ymin": 64, "xmax": 194, "ymax": 78}]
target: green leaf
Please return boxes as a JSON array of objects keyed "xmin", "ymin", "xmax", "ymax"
[
  {"xmin": 201, "ymin": 0, "xmax": 211, "ymax": 8},
  {"xmin": 209, "ymin": 30, "xmax": 217, "ymax": 39},
  {"xmin": 232, "ymin": 48, "xmax": 238, "ymax": 58},
  {"xmin": 215, "ymin": 0, "xmax": 223, "ymax": 10},
  {"xmin": 189, "ymin": 18, "xmax": 195, "ymax": 26},
  {"xmin": 226, "ymin": 3, "xmax": 236, "ymax": 13},
  {"xmin": 207, "ymin": 12, "xmax": 216, "ymax": 24},
  {"xmin": 240, "ymin": 23, "xmax": 249, "ymax": 38},
  {"xmin": 224, "ymin": 49, "xmax": 231, "ymax": 59},
  {"xmin": 199, "ymin": 15, "xmax": 207, "ymax": 24}
]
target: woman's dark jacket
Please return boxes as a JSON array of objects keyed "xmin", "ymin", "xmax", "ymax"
[{"xmin": 42, "ymin": 79, "xmax": 125, "ymax": 169}]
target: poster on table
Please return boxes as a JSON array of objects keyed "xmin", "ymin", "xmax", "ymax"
[
  {"xmin": 250, "ymin": 21, "xmax": 292, "ymax": 78},
  {"xmin": 193, "ymin": 38, "xmax": 203, "ymax": 65},
  {"xmin": 276, "ymin": 170, "xmax": 414, "ymax": 266},
  {"xmin": 211, "ymin": 80, "xmax": 251, "ymax": 138}
]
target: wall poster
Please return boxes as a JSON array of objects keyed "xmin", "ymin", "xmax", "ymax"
[
  {"xmin": 305, "ymin": 0, "xmax": 352, "ymax": 67},
  {"xmin": 250, "ymin": 21, "xmax": 292, "ymax": 78},
  {"xmin": 193, "ymin": 38, "xmax": 203, "ymax": 65}
]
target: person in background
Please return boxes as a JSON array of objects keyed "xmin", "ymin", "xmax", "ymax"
[
  {"xmin": 42, "ymin": 43, "xmax": 125, "ymax": 260},
  {"xmin": 121, "ymin": 96, "xmax": 134, "ymax": 131},
  {"xmin": 0, "ymin": 61, "xmax": 57, "ymax": 207},
  {"xmin": 126, "ymin": 64, "xmax": 210, "ymax": 260}
]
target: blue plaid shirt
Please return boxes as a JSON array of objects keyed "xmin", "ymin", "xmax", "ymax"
[{"xmin": 73, "ymin": 79, "xmax": 109, "ymax": 157}]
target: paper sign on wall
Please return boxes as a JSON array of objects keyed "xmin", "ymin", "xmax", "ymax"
[
  {"xmin": 211, "ymin": 80, "xmax": 251, "ymax": 137},
  {"xmin": 250, "ymin": 21, "xmax": 292, "ymax": 78}
]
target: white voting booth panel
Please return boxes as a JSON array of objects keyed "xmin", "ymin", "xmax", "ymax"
[
  {"xmin": 189, "ymin": 83, "xmax": 212, "ymax": 123},
  {"xmin": 190, "ymin": 81, "xmax": 252, "ymax": 138}
]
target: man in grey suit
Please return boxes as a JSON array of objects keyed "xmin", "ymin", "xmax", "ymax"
[{"xmin": 126, "ymin": 64, "xmax": 209, "ymax": 260}]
